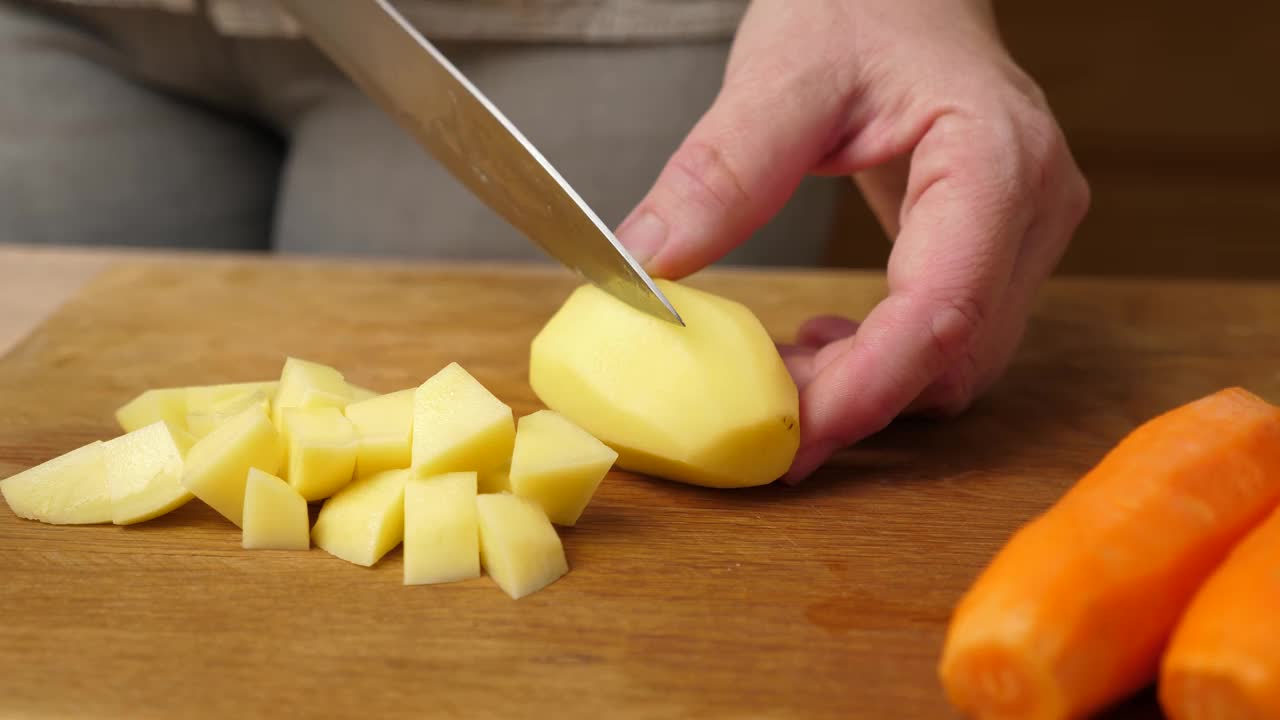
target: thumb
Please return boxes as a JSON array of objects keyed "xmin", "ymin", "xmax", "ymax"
[{"xmin": 615, "ymin": 75, "xmax": 838, "ymax": 279}]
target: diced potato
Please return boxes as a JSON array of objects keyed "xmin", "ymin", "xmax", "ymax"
[
  {"xmin": 180, "ymin": 403, "xmax": 281, "ymax": 527},
  {"xmin": 347, "ymin": 383, "xmax": 380, "ymax": 403},
  {"xmin": 529, "ymin": 280, "xmax": 800, "ymax": 488},
  {"xmin": 403, "ymin": 472, "xmax": 480, "ymax": 585},
  {"xmin": 280, "ymin": 407, "xmax": 357, "ymax": 501},
  {"xmin": 116, "ymin": 381, "xmax": 279, "ymax": 435},
  {"xmin": 103, "ymin": 420, "xmax": 193, "ymax": 525},
  {"xmin": 311, "ymin": 468, "xmax": 409, "ymax": 567},
  {"xmin": 411, "ymin": 362, "xmax": 514, "ymax": 478},
  {"xmin": 509, "ymin": 410, "xmax": 616, "ymax": 526},
  {"xmin": 0, "ymin": 440, "xmax": 111, "ymax": 524},
  {"xmin": 477, "ymin": 463, "xmax": 512, "ymax": 494},
  {"xmin": 185, "ymin": 381, "xmax": 278, "ymax": 414},
  {"xmin": 344, "ymin": 388, "xmax": 414, "ymax": 478},
  {"xmin": 187, "ymin": 390, "xmax": 270, "ymax": 439},
  {"xmin": 476, "ymin": 493, "xmax": 568, "ymax": 599},
  {"xmin": 241, "ymin": 468, "xmax": 310, "ymax": 550},
  {"xmin": 271, "ymin": 357, "xmax": 352, "ymax": 429},
  {"xmin": 116, "ymin": 388, "xmax": 187, "ymax": 433}
]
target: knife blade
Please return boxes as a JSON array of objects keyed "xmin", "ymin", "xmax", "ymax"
[{"xmin": 275, "ymin": 0, "xmax": 684, "ymax": 326}]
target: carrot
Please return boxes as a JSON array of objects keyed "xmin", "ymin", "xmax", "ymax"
[
  {"xmin": 938, "ymin": 386, "xmax": 1280, "ymax": 719},
  {"xmin": 1159, "ymin": 500, "xmax": 1280, "ymax": 720}
]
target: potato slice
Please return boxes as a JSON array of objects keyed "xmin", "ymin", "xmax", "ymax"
[
  {"xmin": 180, "ymin": 403, "xmax": 281, "ymax": 527},
  {"xmin": 271, "ymin": 357, "xmax": 352, "ymax": 429},
  {"xmin": 411, "ymin": 362, "xmax": 514, "ymax": 478},
  {"xmin": 241, "ymin": 468, "xmax": 310, "ymax": 550},
  {"xmin": 530, "ymin": 280, "xmax": 800, "ymax": 488},
  {"xmin": 403, "ymin": 472, "xmax": 480, "ymax": 585},
  {"xmin": 344, "ymin": 388, "xmax": 414, "ymax": 478},
  {"xmin": 509, "ymin": 410, "xmax": 616, "ymax": 526},
  {"xmin": 311, "ymin": 468, "xmax": 409, "ymax": 567},
  {"xmin": 103, "ymin": 420, "xmax": 193, "ymax": 525},
  {"xmin": 476, "ymin": 493, "xmax": 568, "ymax": 599},
  {"xmin": 0, "ymin": 440, "xmax": 110, "ymax": 524},
  {"xmin": 280, "ymin": 407, "xmax": 357, "ymax": 501}
]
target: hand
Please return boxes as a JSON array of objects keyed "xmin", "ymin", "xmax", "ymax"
[{"xmin": 615, "ymin": 0, "xmax": 1090, "ymax": 483}]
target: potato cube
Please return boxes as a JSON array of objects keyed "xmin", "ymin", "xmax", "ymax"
[
  {"xmin": 180, "ymin": 403, "xmax": 281, "ymax": 527},
  {"xmin": 187, "ymin": 390, "xmax": 270, "ymax": 439},
  {"xmin": 0, "ymin": 440, "xmax": 111, "ymax": 524},
  {"xmin": 185, "ymin": 381, "xmax": 278, "ymax": 413},
  {"xmin": 116, "ymin": 381, "xmax": 277, "ymax": 435},
  {"xmin": 403, "ymin": 472, "xmax": 480, "ymax": 585},
  {"xmin": 344, "ymin": 388, "xmax": 414, "ymax": 478},
  {"xmin": 281, "ymin": 407, "xmax": 357, "ymax": 501},
  {"xmin": 411, "ymin": 363, "xmax": 514, "ymax": 478},
  {"xmin": 271, "ymin": 357, "xmax": 352, "ymax": 429},
  {"xmin": 476, "ymin": 493, "xmax": 568, "ymax": 599},
  {"xmin": 116, "ymin": 388, "xmax": 187, "ymax": 433},
  {"xmin": 104, "ymin": 420, "xmax": 193, "ymax": 525},
  {"xmin": 311, "ymin": 468, "xmax": 409, "ymax": 567},
  {"xmin": 509, "ymin": 410, "xmax": 617, "ymax": 526},
  {"xmin": 241, "ymin": 468, "xmax": 310, "ymax": 550},
  {"xmin": 347, "ymin": 383, "xmax": 380, "ymax": 403}
]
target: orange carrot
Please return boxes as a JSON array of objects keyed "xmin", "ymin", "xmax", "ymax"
[
  {"xmin": 938, "ymin": 387, "xmax": 1280, "ymax": 719},
  {"xmin": 1159, "ymin": 500, "xmax": 1280, "ymax": 720}
]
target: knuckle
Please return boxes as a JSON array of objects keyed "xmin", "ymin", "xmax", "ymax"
[
  {"xmin": 926, "ymin": 293, "xmax": 983, "ymax": 381},
  {"xmin": 1021, "ymin": 110, "xmax": 1060, "ymax": 170},
  {"xmin": 1006, "ymin": 107, "xmax": 1061, "ymax": 196},
  {"xmin": 663, "ymin": 140, "xmax": 752, "ymax": 218},
  {"xmin": 922, "ymin": 294, "xmax": 986, "ymax": 408}
]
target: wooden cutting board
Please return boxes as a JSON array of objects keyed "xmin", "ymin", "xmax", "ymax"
[{"xmin": 2, "ymin": 257, "xmax": 1277, "ymax": 719}]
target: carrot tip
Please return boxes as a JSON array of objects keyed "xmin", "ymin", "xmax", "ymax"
[
  {"xmin": 941, "ymin": 644, "xmax": 1062, "ymax": 720},
  {"xmin": 1160, "ymin": 669, "xmax": 1266, "ymax": 720}
]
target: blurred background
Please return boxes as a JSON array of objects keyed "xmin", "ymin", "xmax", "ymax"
[
  {"xmin": 3, "ymin": 0, "xmax": 1277, "ymax": 280},
  {"xmin": 827, "ymin": 1, "xmax": 1280, "ymax": 279}
]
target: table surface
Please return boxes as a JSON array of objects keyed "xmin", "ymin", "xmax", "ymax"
[{"xmin": 2, "ymin": 244, "xmax": 1277, "ymax": 719}]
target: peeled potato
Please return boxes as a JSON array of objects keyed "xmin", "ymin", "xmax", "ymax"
[
  {"xmin": 104, "ymin": 420, "xmax": 193, "ymax": 525},
  {"xmin": 529, "ymin": 280, "xmax": 799, "ymax": 488},
  {"xmin": 241, "ymin": 468, "xmax": 310, "ymax": 551},
  {"xmin": 477, "ymin": 492, "xmax": 567, "ymax": 600},
  {"xmin": 271, "ymin": 357, "xmax": 352, "ymax": 429},
  {"xmin": 403, "ymin": 472, "xmax": 480, "ymax": 585},
  {"xmin": 411, "ymin": 363, "xmax": 514, "ymax": 478},
  {"xmin": 0, "ymin": 440, "xmax": 111, "ymax": 524},
  {"xmin": 311, "ymin": 468, "xmax": 409, "ymax": 567},
  {"xmin": 180, "ymin": 403, "xmax": 282, "ymax": 527},
  {"xmin": 5, "ymin": 353, "xmax": 605, "ymax": 600},
  {"xmin": 115, "ymin": 381, "xmax": 277, "ymax": 435},
  {"xmin": 509, "ymin": 410, "xmax": 616, "ymax": 526},
  {"xmin": 344, "ymin": 388, "xmax": 414, "ymax": 478},
  {"xmin": 280, "ymin": 406, "xmax": 357, "ymax": 501}
]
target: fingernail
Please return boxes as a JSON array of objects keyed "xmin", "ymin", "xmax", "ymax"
[{"xmin": 617, "ymin": 211, "xmax": 667, "ymax": 268}]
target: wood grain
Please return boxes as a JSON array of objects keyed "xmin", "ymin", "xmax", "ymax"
[{"xmin": 1, "ymin": 257, "xmax": 1278, "ymax": 719}]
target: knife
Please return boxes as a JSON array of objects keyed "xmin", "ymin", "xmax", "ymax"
[{"xmin": 275, "ymin": 0, "xmax": 684, "ymax": 326}]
